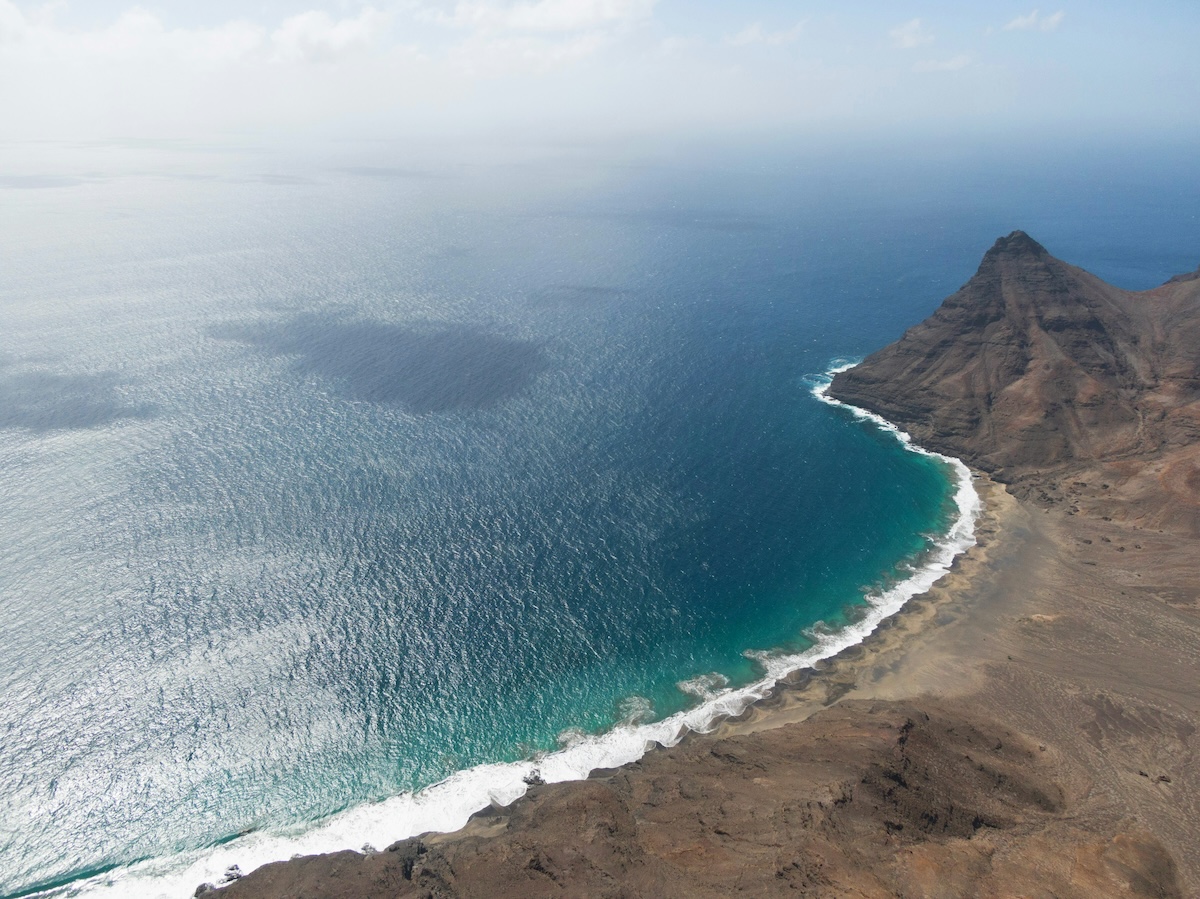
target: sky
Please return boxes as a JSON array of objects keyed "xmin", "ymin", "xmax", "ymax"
[{"xmin": 0, "ymin": 1, "xmax": 1198, "ymax": 144}]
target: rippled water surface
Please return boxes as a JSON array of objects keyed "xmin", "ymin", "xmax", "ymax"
[{"xmin": 1, "ymin": 140, "xmax": 1197, "ymax": 897}]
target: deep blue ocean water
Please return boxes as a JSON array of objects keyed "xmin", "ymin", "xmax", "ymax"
[{"xmin": 1, "ymin": 137, "xmax": 1198, "ymax": 898}]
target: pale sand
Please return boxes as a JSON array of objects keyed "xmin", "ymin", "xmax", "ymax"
[
  {"xmin": 719, "ymin": 473, "xmax": 1200, "ymax": 890},
  {"xmin": 221, "ymin": 474, "xmax": 1200, "ymax": 897}
]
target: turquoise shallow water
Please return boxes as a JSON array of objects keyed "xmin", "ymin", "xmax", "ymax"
[{"xmin": 1, "ymin": 139, "xmax": 1197, "ymax": 898}]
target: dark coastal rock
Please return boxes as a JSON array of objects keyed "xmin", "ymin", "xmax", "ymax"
[
  {"xmin": 829, "ymin": 232, "xmax": 1200, "ymax": 532},
  {"xmin": 216, "ymin": 699, "xmax": 1180, "ymax": 898},
  {"xmin": 210, "ymin": 235, "xmax": 1200, "ymax": 898}
]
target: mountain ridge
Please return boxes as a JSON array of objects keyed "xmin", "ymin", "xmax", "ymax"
[
  {"xmin": 204, "ymin": 236, "xmax": 1200, "ymax": 898},
  {"xmin": 829, "ymin": 231, "xmax": 1200, "ymax": 533}
]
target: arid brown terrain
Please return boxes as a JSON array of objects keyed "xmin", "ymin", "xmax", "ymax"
[
  {"xmin": 830, "ymin": 231, "xmax": 1200, "ymax": 534},
  {"xmin": 215, "ymin": 235, "xmax": 1200, "ymax": 898}
]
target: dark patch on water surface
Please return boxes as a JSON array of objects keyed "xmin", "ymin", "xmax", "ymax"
[
  {"xmin": 210, "ymin": 318, "xmax": 545, "ymax": 413},
  {"xmin": 0, "ymin": 371, "xmax": 155, "ymax": 431}
]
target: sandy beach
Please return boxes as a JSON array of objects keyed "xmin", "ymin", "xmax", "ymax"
[
  {"xmin": 727, "ymin": 472, "xmax": 1200, "ymax": 889},
  {"xmin": 219, "ymin": 235, "xmax": 1200, "ymax": 897},
  {"xmin": 219, "ymin": 472, "xmax": 1199, "ymax": 897}
]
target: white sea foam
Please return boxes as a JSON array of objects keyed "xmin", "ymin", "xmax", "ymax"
[
  {"xmin": 676, "ymin": 672, "xmax": 730, "ymax": 700},
  {"xmin": 59, "ymin": 360, "xmax": 981, "ymax": 899},
  {"xmin": 616, "ymin": 694, "xmax": 655, "ymax": 726}
]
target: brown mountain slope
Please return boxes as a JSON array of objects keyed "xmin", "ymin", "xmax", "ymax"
[
  {"xmin": 206, "ymin": 236, "xmax": 1200, "ymax": 899},
  {"xmin": 829, "ymin": 232, "xmax": 1200, "ymax": 533},
  {"xmin": 216, "ymin": 697, "xmax": 1183, "ymax": 899}
]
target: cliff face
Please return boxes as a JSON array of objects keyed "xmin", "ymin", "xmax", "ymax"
[{"xmin": 829, "ymin": 232, "xmax": 1200, "ymax": 532}]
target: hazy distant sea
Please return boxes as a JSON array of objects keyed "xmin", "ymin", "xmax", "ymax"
[{"xmin": 1, "ymin": 138, "xmax": 1197, "ymax": 898}]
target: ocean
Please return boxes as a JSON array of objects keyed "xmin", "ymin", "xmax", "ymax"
[{"xmin": 1, "ymin": 137, "xmax": 1197, "ymax": 898}]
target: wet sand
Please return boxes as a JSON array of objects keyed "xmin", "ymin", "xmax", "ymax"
[{"xmin": 221, "ymin": 474, "xmax": 1200, "ymax": 897}]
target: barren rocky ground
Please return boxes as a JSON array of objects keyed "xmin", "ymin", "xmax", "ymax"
[{"xmin": 215, "ymin": 235, "xmax": 1200, "ymax": 898}]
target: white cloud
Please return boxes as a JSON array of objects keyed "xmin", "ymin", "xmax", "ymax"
[
  {"xmin": 0, "ymin": 2, "xmax": 423, "ymax": 140},
  {"xmin": 727, "ymin": 20, "xmax": 805, "ymax": 47},
  {"xmin": 1003, "ymin": 9, "xmax": 1065, "ymax": 31},
  {"xmin": 890, "ymin": 18, "xmax": 933, "ymax": 49},
  {"xmin": 0, "ymin": 3, "xmax": 266, "ymax": 64},
  {"xmin": 914, "ymin": 54, "xmax": 970, "ymax": 72},
  {"xmin": 436, "ymin": 0, "xmax": 656, "ymax": 33},
  {"xmin": 446, "ymin": 29, "xmax": 607, "ymax": 74},
  {"xmin": 0, "ymin": 0, "xmax": 1185, "ymax": 145},
  {"xmin": 0, "ymin": 1, "xmax": 26, "ymax": 43},
  {"xmin": 412, "ymin": 0, "xmax": 655, "ymax": 82},
  {"xmin": 271, "ymin": 8, "xmax": 389, "ymax": 63},
  {"xmin": 656, "ymin": 34, "xmax": 698, "ymax": 55},
  {"xmin": 23, "ymin": 0, "xmax": 66, "ymax": 29}
]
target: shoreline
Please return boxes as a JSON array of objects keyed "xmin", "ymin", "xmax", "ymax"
[
  {"xmin": 711, "ymin": 472, "xmax": 1200, "ymax": 893},
  {"xmin": 700, "ymin": 363, "xmax": 989, "ymax": 734},
  {"xmin": 215, "ymin": 235, "xmax": 1200, "ymax": 896},
  {"xmin": 222, "ymin": 468, "xmax": 1200, "ymax": 897},
  {"xmin": 59, "ymin": 371, "xmax": 985, "ymax": 899},
  {"xmin": 417, "ymin": 469, "xmax": 1010, "ymax": 848},
  {"xmin": 711, "ymin": 469, "xmax": 1015, "ymax": 740}
]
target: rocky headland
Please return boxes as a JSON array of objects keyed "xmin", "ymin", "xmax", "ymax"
[
  {"xmin": 216, "ymin": 234, "xmax": 1200, "ymax": 898},
  {"xmin": 830, "ymin": 231, "xmax": 1200, "ymax": 534}
]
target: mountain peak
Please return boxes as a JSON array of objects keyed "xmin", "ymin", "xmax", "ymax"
[
  {"xmin": 828, "ymin": 233, "xmax": 1200, "ymax": 532},
  {"xmin": 984, "ymin": 230, "xmax": 1050, "ymax": 260},
  {"xmin": 827, "ymin": 233, "xmax": 1158, "ymax": 479}
]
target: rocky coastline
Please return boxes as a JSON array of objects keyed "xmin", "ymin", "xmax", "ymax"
[{"xmin": 215, "ymin": 234, "xmax": 1200, "ymax": 898}]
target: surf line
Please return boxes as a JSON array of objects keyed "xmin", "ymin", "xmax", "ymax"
[{"xmin": 67, "ymin": 361, "xmax": 982, "ymax": 899}]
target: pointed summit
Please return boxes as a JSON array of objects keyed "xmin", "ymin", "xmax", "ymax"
[
  {"xmin": 827, "ymin": 232, "xmax": 1156, "ymax": 478},
  {"xmin": 984, "ymin": 230, "xmax": 1049, "ymax": 260},
  {"xmin": 827, "ymin": 233, "xmax": 1200, "ymax": 529}
]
